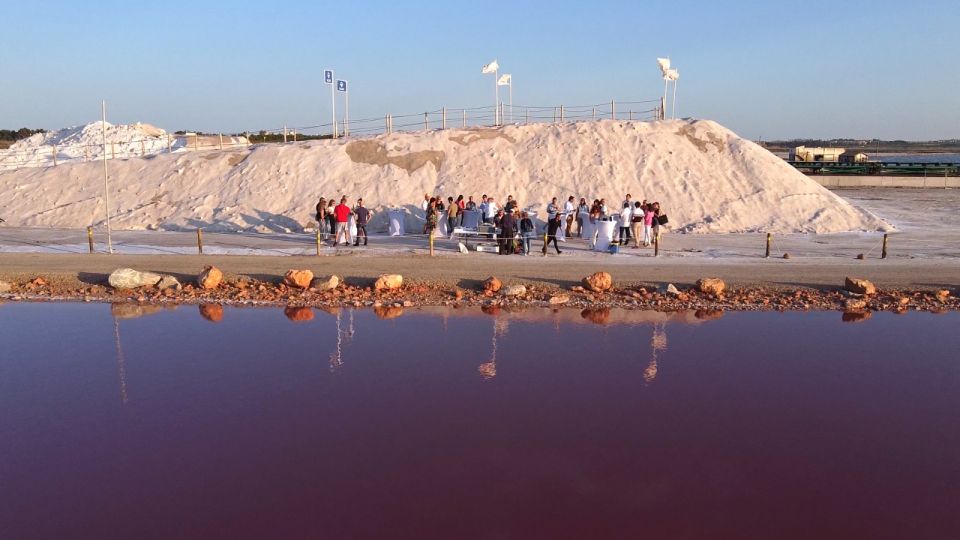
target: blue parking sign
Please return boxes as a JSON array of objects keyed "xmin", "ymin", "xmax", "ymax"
[
  {"xmin": 324, "ymin": 70, "xmax": 333, "ymax": 84},
  {"xmin": 337, "ymin": 80, "xmax": 347, "ymax": 92}
]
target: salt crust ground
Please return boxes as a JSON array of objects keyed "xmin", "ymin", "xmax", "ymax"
[{"xmin": 0, "ymin": 119, "xmax": 889, "ymax": 234}]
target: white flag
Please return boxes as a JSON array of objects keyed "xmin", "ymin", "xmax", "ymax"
[
  {"xmin": 657, "ymin": 57, "xmax": 671, "ymax": 74},
  {"xmin": 481, "ymin": 59, "xmax": 499, "ymax": 74},
  {"xmin": 497, "ymin": 74, "xmax": 511, "ymax": 86},
  {"xmin": 664, "ymin": 68, "xmax": 679, "ymax": 81}
]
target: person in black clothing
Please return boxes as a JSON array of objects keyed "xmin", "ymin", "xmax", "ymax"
[
  {"xmin": 315, "ymin": 197, "xmax": 327, "ymax": 239},
  {"xmin": 543, "ymin": 213, "xmax": 563, "ymax": 255},
  {"xmin": 499, "ymin": 209, "xmax": 517, "ymax": 254},
  {"xmin": 519, "ymin": 211, "xmax": 535, "ymax": 256},
  {"xmin": 353, "ymin": 198, "xmax": 370, "ymax": 246}
]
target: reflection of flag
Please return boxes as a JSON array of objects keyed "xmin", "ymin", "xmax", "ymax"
[
  {"xmin": 497, "ymin": 74, "xmax": 511, "ymax": 86},
  {"xmin": 481, "ymin": 59, "xmax": 499, "ymax": 74},
  {"xmin": 657, "ymin": 57, "xmax": 671, "ymax": 74}
]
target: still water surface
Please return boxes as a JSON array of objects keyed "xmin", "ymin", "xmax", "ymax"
[{"xmin": 1, "ymin": 303, "xmax": 958, "ymax": 539}]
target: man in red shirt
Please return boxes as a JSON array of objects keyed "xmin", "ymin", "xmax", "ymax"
[{"xmin": 334, "ymin": 196, "xmax": 353, "ymax": 246}]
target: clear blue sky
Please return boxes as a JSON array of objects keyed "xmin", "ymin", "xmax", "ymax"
[{"xmin": 2, "ymin": 0, "xmax": 958, "ymax": 140}]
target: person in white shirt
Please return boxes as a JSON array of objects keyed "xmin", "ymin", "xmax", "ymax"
[
  {"xmin": 618, "ymin": 201, "xmax": 632, "ymax": 245},
  {"xmin": 484, "ymin": 197, "xmax": 499, "ymax": 223},
  {"xmin": 564, "ymin": 196, "xmax": 576, "ymax": 237}
]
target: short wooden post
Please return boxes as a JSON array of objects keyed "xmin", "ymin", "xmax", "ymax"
[
  {"xmin": 283, "ymin": 126, "xmax": 288, "ymax": 143},
  {"xmin": 316, "ymin": 229, "xmax": 322, "ymax": 256},
  {"xmin": 87, "ymin": 226, "xmax": 94, "ymax": 253},
  {"xmin": 385, "ymin": 115, "xmax": 389, "ymax": 134},
  {"xmin": 629, "ymin": 110, "xmax": 633, "ymax": 121},
  {"xmin": 543, "ymin": 231, "xmax": 548, "ymax": 257},
  {"xmin": 111, "ymin": 142, "xmax": 116, "ymax": 159},
  {"xmin": 611, "ymin": 99, "xmax": 616, "ymax": 120},
  {"xmin": 51, "ymin": 145, "xmax": 57, "ymax": 166},
  {"xmin": 765, "ymin": 233, "xmax": 772, "ymax": 258},
  {"xmin": 193, "ymin": 134, "xmax": 199, "ymax": 151},
  {"xmin": 560, "ymin": 105, "xmax": 564, "ymax": 122},
  {"xmin": 293, "ymin": 129, "xmax": 297, "ymax": 142},
  {"xmin": 197, "ymin": 228, "xmax": 203, "ymax": 255},
  {"xmin": 462, "ymin": 109, "xmax": 467, "ymax": 127},
  {"xmin": 654, "ymin": 234, "xmax": 660, "ymax": 257},
  {"xmin": 429, "ymin": 233, "xmax": 435, "ymax": 256},
  {"xmin": 524, "ymin": 108, "xmax": 529, "ymax": 124},
  {"xmin": 553, "ymin": 107, "xmax": 557, "ymax": 122},
  {"xmin": 167, "ymin": 134, "xmax": 172, "ymax": 153},
  {"xmin": 442, "ymin": 107, "xmax": 447, "ymax": 130},
  {"xmin": 881, "ymin": 233, "xmax": 888, "ymax": 259},
  {"xmin": 140, "ymin": 140, "xmax": 146, "ymax": 156},
  {"xmin": 592, "ymin": 107, "xmax": 596, "ymax": 121},
  {"xmin": 424, "ymin": 112, "xmax": 429, "ymax": 130},
  {"xmin": 218, "ymin": 133, "xmax": 223, "ymax": 150}
]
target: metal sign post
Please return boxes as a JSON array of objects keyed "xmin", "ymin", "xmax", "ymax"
[
  {"xmin": 325, "ymin": 69, "xmax": 337, "ymax": 138},
  {"xmin": 337, "ymin": 79, "xmax": 349, "ymax": 136},
  {"xmin": 101, "ymin": 100, "xmax": 113, "ymax": 253}
]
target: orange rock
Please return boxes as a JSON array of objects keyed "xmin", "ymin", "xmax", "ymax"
[
  {"xmin": 283, "ymin": 269, "xmax": 314, "ymax": 289},
  {"xmin": 582, "ymin": 272, "xmax": 612, "ymax": 292},
  {"xmin": 374, "ymin": 274, "xmax": 403, "ymax": 291},
  {"xmin": 482, "ymin": 276, "xmax": 502, "ymax": 292},
  {"xmin": 696, "ymin": 278, "xmax": 726, "ymax": 296},
  {"xmin": 198, "ymin": 266, "xmax": 223, "ymax": 290}
]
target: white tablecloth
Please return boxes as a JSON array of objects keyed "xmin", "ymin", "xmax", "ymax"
[
  {"xmin": 388, "ymin": 209, "xmax": 405, "ymax": 236},
  {"xmin": 593, "ymin": 220, "xmax": 617, "ymax": 252}
]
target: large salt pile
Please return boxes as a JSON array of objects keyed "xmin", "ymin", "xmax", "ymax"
[
  {"xmin": 0, "ymin": 119, "xmax": 889, "ymax": 233},
  {"xmin": 0, "ymin": 121, "xmax": 248, "ymax": 170}
]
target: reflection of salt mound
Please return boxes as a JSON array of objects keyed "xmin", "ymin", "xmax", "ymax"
[{"xmin": 0, "ymin": 119, "xmax": 889, "ymax": 233}]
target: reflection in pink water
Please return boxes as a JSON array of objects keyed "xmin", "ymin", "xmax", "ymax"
[{"xmin": 1, "ymin": 304, "xmax": 959, "ymax": 539}]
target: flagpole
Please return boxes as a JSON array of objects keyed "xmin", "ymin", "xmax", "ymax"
[
  {"xmin": 509, "ymin": 80, "xmax": 513, "ymax": 123},
  {"xmin": 330, "ymin": 70, "xmax": 337, "ymax": 138},
  {"xmin": 494, "ymin": 68, "xmax": 499, "ymax": 126},
  {"xmin": 101, "ymin": 100, "xmax": 113, "ymax": 254},
  {"xmin": 672, "ymin": 79, "xmax": 678, "ymax": 119}
]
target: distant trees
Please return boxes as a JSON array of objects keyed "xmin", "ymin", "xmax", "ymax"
[{"xmin": 0, "ymin": 128, "xmax": 46, "ymax": 142}]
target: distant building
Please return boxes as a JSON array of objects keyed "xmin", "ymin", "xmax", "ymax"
[
  {"xmin": 789, "ymin": 146, "xmax": 846, "ymax": 162},
  {"xmin": 839, "ymin": 150, "xmax": 869, "ymax": 163}
]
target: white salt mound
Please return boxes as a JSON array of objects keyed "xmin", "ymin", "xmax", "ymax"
[
  {"xmin": 0, "ymin": 119, "xmax": 890, "ymax": 234},
  {"xmin": 0, "ymin": 121, "xmax": 248, "ymax": 170}
]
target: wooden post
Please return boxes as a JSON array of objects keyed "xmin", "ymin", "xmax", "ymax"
[
  {"xmin": 283, "ymin": 126, "xmax": 288, "ymax": 143},
  {"xmin": 429, "ymin": 232, "xmax": 435, "ymax": 256},
  {"xmin": 111, "ymin": 142, "xmax": 116, "ymax": 159},
  {"xmin": 316, "ymin": 229, "xmax": 322, "ymax": 256},
  {"xmin": 543, "ymin": 231, "xmax": 548, "ymax": 257},
  {"xmin": 462, "ymin": 109, "xmax": 467, "ymax": 128},
  {"xmin": 654, "ymin": 234, "xmax": 659, "ymax": 257},
  {"xmin": 197, "ymin": 229, "xmax": 203, "ymax": 255},
  {"xmin": 140, "ymin": 140, "xmax": 145, "ymax": 156},
  {"xmin": 592, "ymin": 107, "xmax": 596, "ymax": 121},
  {"xmin": 193, "ymin": 134, "xmax": 199, "ymax": 151},
  {"xmin": 218, "ymin": 133, "xmax": 223, "ymax": 150},
  {"xmin": 51, "ymin": 145, "xmax": 57, "ymax": 166},
  {"xmin": 385, "ymin": 115, "xmax": 389, "ymax": 134},
  {"xmin": 293, "ymin": 129, "xmax": 297, "ymax": 142},
  {"xmin": 881, "ymin": 233, "xmax": 888, "ymax": 259},
  {"xmin": 167, "ymin": 134, "xmax": 172, "ymax": 153},
  {"xmin": 560, "ymin": 105, "xmax": 564, "ymax": 122},
  {"xmin": 629, "ymin": 110, "xmax": 633, "ymax": 121},
  {"xmin": 442, "ymin": 107, "xmax": 447, "ymax": 130},
  {"xmin": 87, "ymin": 226, "xmax": 94, "ymax": 253},
  {"xmin": 424, "ymin": 112, "xmax": 429, "ymax": 131},
  {"xmin": 553, "ymin": 107, "xmax": 557, "ymax": 123},
  {"xmin": 524, "ymin": 108, "xmax": 528, "ymax": 124},
  {"xmin": 765, "ymin": 233, "xmax": 772, "ymax": 258},
  {"xmin": 611, "ymin": 99, "xmax": 616, "ymax": 120}
]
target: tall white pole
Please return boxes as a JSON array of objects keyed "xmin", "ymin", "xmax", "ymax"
[
  {"xmin": 330, "ymin": 71, "xmax": 337, "ymax": 139},
  {"xmin": 672, "ymin": 79, "xmax": 678, "ymax": 119},
  {"xmin": 663, "ymin": 78, "xmax": 669, "ymax": 114},
  {"xmin": 345, "ymin": 88, "xmax": 350, "ymax": 136},
  {"xmin": 509, "ymin": 81, "xmax": 513, "ymax": 123},
  {"xmin": 101, "ymin": 100, "xmax": 113, "ymax": 254},
  {"xmin": 494, "ymin": 68, "xmax": 500, "ymax": 126}
]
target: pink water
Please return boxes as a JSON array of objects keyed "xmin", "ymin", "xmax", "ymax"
[{"xmin": 1, "ymin": 303, "xmax": 958, "ymax": 539}]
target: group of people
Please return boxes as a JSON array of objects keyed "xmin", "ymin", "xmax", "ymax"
[
  {"xmin": 420, "ymin": 191, "xmax": 665, "ymax": 255},
  {"xmin": 315, "ymin": 196, "xmax": 371, "ymax": 247}
]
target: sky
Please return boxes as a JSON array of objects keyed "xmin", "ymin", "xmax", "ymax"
[{"xmin": 1, "ymin": 0, "xmax": 958, "ymax": 140}]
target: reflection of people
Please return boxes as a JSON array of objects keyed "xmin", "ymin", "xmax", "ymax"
[{"xmin": 645, "ymin": 323, "xmax": 667, "ymax": 385}]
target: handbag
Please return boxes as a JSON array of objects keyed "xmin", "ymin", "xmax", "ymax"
[{"xmin": 657, "ymin": 214, "xmax": 669, "ymax": 226}]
